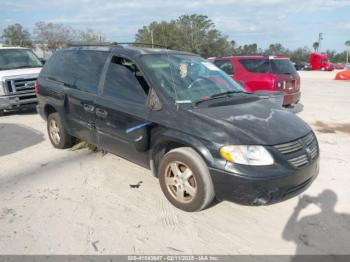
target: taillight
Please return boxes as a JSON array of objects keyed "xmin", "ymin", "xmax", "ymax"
[
  {"xmin": 35, "ymin": 80, "xmax": 39, "ymax": 94},
  {"xmin": 276, "ymin": 81, "xmax": 286, "ymax": 89}
]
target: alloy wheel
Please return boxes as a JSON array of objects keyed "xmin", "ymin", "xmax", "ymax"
[
  {"xmin": 164, "ymin": 161, "xmax": 197, "ymax": 203},
  {"xmin": 49, "ymin": 119, "xmax": 61, "ymax": 145}
]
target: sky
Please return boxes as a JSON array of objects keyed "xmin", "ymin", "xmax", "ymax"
[{"xmin": 1, "ymin": 0, "xmax": 350, "ymax": 52}]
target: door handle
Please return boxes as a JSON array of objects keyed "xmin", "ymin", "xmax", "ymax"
[
  {"xmin": 83, "ymin": 103, "xmax": 95, "ymax": 113},
  {"xmin": 96, "ymin": 108, "xmax": 108, "ymax": 118}
]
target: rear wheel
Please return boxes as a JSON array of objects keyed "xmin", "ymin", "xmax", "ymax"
[
  {"xmin": 158, "ymin": 147, "xmax": 215, "ymax": 212},
  {"xmin": 47, "ymin": 112, "xmax": 75, "ymax": 149}
]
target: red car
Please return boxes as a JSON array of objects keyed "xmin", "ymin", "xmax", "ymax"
[
  {"xmin": 334, "ymin": 63, "xmax": 345, "ymax": 70},
  {"xmin": 208, "ymin": 56, "xmax": 301, "ymax": 106},
  {"xmin": 310, "ymin": 53, "xmax": 334, "ymax": 71}
]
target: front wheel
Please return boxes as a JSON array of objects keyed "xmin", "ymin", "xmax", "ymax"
[
  {"xmin": 158, "ymin": 147, "xmax": 215, "ymax": 212},
  {"xmin": 47, "ymin": 112, "xmax": 75, "ymax": 149}
]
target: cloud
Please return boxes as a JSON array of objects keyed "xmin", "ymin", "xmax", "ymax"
[{"xmin": 1, "ymin": 0, "xmax": 349, "ymax": 50}]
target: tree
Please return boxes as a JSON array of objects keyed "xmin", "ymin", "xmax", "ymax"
[
  {"xmin": 313, "ymin": 42, "xmax": 319, "ymax": 53},
  {"xmin": 33, "ymin": 21, "xmax": 75, "ymax": 52},
  {"xmin": 135, "ymin": 14, "xmax": 232, "ymax": 58},
  {"xmin": 233, "ymin": 43, "xmax": 258, "ymax": 55},
  {"xmin": 289, "ymin": 47, "xmax": 311, "ymax": 62},
  {"xmin": 345, "ymin": 40, "xmax": 350, "ymax": 63},
  {"xmin": 75, "ymin": 28, "xmax": 106, "ymax": 44},
  {"xmin": 264, "ymin": 43, "xmax": 288, "ymax": 55},
  {"xmin": 2, "ymin": 23, "xmax": 33, "ymax": 47}
]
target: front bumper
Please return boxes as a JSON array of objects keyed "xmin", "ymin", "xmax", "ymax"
[
  {"xmin": 283, "ymin": 91, "xmax": 301, "ymax": 106},
  {"xmin": 209, "ymin": 157, "xmax": 319, "ymax": 205},
  {"xmin": 0, "ymin": 93, "xmax": 37, "ymax": 110}
]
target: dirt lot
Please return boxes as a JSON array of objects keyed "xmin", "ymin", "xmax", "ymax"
[{"xmin": 0, "ymin": 71, "xmax": 349, "ymax": 255}]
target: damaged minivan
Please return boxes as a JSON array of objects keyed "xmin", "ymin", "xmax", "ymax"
[{"xmin": 36, "ymin": 44, "xmax": 319, "ymax": 212}]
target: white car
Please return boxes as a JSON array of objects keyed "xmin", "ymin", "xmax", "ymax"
[{"xmin": 0, "ymin": 47, "xmax": 43, "ymax": 116}]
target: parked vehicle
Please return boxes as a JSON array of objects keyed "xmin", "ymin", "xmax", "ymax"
[
  {"xmin": 208, "ymin": 56, "xmax": 301, "ymax": 106},
  {"xmin": 0, "ymin": 47, "xmax": 43, "ymax": 116},
  {"xmin": 294, "ymin": 62, "xmax": 311, "ymax": 71},
  {"xmin": 334, "ymin": 63, "xmax": 345, "ymax": 70},
  {"xmin": 309, "ymin": 53, "xmax": 334, "ymax": 71},
  {"xmin": 37, "ymin": 44, "xmax": 319, "ymax": 212},
  {"xmin": 344, "ymin": 63, "xmax": 350, "ymax": 69}
]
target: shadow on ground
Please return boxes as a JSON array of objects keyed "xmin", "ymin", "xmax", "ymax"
[
  {"xmin": 0, "ymin": 123, "xmax": 44, "ymax": 156},
  {"xmin": 283, "ymin": 190, "xmax": 350, "ymax": 255}
]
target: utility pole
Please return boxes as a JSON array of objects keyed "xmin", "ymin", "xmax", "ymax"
[
  {"xmin": 150, "ymin": 30, "xmax": 154, "ymax": 48},
  {"xmin": 318, "ymin": 33, "xmax": 324, "ymax": 53}
]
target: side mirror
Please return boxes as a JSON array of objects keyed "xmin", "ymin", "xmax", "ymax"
[{"xmin": 39, "ymin": 58, "xmax": 46, "ymax": 65}]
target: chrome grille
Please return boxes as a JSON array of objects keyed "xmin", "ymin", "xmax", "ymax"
[
  {"xmin": 274, "ymin": 132, "xmax": 318, "ymax": 168},
  {"xmin": 5, "ymin": 78, "xmax": 37, "ymax": 94}
]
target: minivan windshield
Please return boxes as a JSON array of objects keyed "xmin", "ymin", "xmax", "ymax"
[
  {"xmin": 0, "ymin": 49, "xmax": 42, "ymax": 70},
  {"xmin": 239, "ymin": 58, "xmax": 297, "ymax": 75},
  {"xmin": 141, "ymin": 54, "xmax": 245, "ymax": 104}
]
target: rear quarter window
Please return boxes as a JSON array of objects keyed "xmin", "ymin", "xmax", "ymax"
[
  {"xmin": 239, "ymin": 59, "xmax": 271, "ymax": 73},
  {"xmin": 40, "ymin": 50, "xmax": 108, "ymax": 93},
  {"xmin": 213, "ymin": 59, "xmax": 235, "ymax": 75}
]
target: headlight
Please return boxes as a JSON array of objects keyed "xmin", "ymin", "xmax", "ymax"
[
  {"xmin": 0, "ymin": 81, "xmax": 4, "ymax": 96},
  {"xmin": 220, "ymin": 145, "xmax": 274, "ymax": 166}
]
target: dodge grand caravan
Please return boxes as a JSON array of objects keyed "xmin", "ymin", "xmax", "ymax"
[
  {"xmin": 209, "ymin": 56, "xmax": 301, "ymax": 106},
  {"xmin": 37, "ymin": 44, "xmax": 319, "ymax": 212}
]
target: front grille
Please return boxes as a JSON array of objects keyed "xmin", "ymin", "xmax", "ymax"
[
  {"xmin": 5, "ymin": 78, "xmax": 37, "ymax": 94},
  {"xmin": 274, "ymin": 132, "xmax": 318, "ymax": 168}
]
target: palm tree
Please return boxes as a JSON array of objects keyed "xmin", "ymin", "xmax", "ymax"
[
  {"xmin": 313, "ymin": 42, "xmax": 319, "ymax": 53},
  {"xmin": 345, "ymin": 40, "xmax": 350, "ymax": 63}
]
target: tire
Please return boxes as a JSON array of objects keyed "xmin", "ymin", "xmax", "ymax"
[
  {"xmin": 0, "ymin": 110, "xmax": 4, "ymax": 117},
  {"xmin": 158, "ymin": 147, "xmax": 215, "ymax": 212},
  {"xmin": 47, "ymin": 112, "xmax": 75, "ymax": 149}
]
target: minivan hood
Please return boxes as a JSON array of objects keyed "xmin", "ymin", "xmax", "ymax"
[
  {"xmin": 0, "ymin": 67, "xmax": 41, "ymax": 80},
  {"xmin": 186, "ymin": 99, "xmax": 311, "ymax": 145}
]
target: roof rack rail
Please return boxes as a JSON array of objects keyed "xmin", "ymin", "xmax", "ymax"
[
  {"xmin": 116, "ymin": 42, "xmax": 169, "ymax": 49},
  {"xmin": 67, "ymin": 42, "xmax": 121, "ymax": 47},
  {"xmin": 67, "ymin": 42, "xmax": 169, "ymax": 49}
]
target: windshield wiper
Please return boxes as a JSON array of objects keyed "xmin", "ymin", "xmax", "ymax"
[
  {"xmin": 193, "ymin": 90, "xmax": 247, "ymax": 106},
  {"xmin": 210, "ymin": 90, "xmax": 246, "ymax": 98}
]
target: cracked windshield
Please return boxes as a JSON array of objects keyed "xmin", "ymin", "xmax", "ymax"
[{"xmin": 141, "ymin": 54, "xmax": 245, "ymax": 103}]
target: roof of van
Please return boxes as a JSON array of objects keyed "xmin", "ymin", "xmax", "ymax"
[{"xmin": 64, "ymin": 44, "xmax": 196, "ymax": 57}]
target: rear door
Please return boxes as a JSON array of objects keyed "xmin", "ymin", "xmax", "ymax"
[
  {"xmin": 63, "ymin": 50, "xmax": 109, "ymax": 145},
  {"xmin": 238, "ymin": 58, "xmax": 274, "ymax": 91},
  {"xmin": 95, "ymin": 55, "xmax": 150, "ymax": 167}
]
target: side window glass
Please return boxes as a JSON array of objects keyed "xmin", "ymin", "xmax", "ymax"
[
  {"xmin": 74, "ymin": 51, "xmax": 108, "ymax": 93},
  {"xmin": 214, "ymin": 60, "xmax": 235, "ymax": 76},
  {"xmin": 103, "ymin": 57, "xmax": 149, "ymax": 103},
  {"xmin": 40, "ymin": 50, "xmax": 76, "ymax": 85},
  {"xmin": 239, "ymin": 59, "xmax": 271, "ymax": 73}
]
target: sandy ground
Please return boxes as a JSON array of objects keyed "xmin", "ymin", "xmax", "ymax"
[{"xmin": 0, "ymin": 71, "xmax": 349, "ymax": 255}]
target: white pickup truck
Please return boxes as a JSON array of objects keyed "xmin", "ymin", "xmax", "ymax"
[{"xmin": 0, "ymin": 47, "xmax": 43, "ymax": 116}]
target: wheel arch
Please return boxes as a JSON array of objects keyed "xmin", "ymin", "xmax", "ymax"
[
  {"xmin": 150, "ymin": 130, "xmax": 215, "ymax": 177},
  {"xmin": 43, "ymin": 103, "xmax": 58, "ymax": 119}
]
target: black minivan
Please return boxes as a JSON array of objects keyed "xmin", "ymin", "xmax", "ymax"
[{"xmin": 36, "ymin": 44, "xmax": 319, "ymax": 212}]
